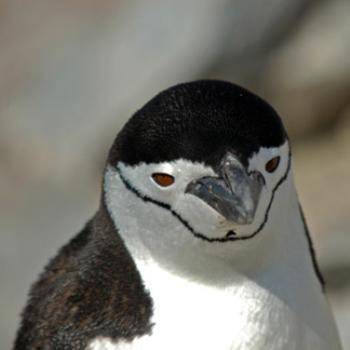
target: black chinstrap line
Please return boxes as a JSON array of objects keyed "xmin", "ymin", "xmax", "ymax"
[
  {"xmin": 298, "ymin": 204, "xmax": 325, "ymax": 289},
  {"xmin": 115, "ymin": 154, "xmax": 324, "ymax": 288},
  {"xmin": 115, "ymin": 152, "xmax": 291, "ymax": 244}
]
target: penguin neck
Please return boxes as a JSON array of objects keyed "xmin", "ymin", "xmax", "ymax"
[
  {"xmin": 102, "ymin": 165, "xmax": 341, "ymax": 349},
  {"xmin": 103, "ymin": 165, "xmax": 321, "ymax": 296},
  {"xmin": 235, "ymin": 174, "xmax": 322, "ymax": 295}
]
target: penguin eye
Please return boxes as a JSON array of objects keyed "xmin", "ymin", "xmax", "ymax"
[
  {"xmin": 265, "ymin": 156, "xmax": 280, "ymax": 173},
  {"xmin": 152, "ymin": 173, "xmax": 175, "ymax": 187}
]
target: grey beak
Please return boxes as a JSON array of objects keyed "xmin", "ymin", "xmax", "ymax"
[{"xmin": 185, "ymin": 153, "xmax": 264, "ymax": 224}]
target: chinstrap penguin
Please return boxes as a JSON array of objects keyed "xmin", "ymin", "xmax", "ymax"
[{"xmin": 14, "ymin": 80, "xmax": 342, "ymax": 350}]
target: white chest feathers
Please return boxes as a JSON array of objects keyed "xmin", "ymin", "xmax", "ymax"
[{"xmin": 88, "ymin": 259, "xmax": 338, "ymax": 350}]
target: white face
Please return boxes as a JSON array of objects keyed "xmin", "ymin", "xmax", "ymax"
[{"xmin": 104, "ymin": 141, "xmax": 291, "ymax": 246}]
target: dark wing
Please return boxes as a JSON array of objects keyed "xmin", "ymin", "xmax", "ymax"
[{"xmin": 14, "ymin": 206, "xmax": 153, "ymax": 350}]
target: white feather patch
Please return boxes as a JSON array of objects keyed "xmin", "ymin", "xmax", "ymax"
[{"xmin": 98, "ymin": 145, "xmax": 341, "ymax": 350}]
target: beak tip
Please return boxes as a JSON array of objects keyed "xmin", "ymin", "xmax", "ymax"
[
  {"xmin": 186, "ymin": 154, "xmax": 263, "ymax": 225},
  {"xmin": 233, "ymin": 211, "xmax": 255, "ymax": 225}
]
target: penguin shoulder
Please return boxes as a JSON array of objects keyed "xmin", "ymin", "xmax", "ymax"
[{"xmin": 14, "ymin": 210, "xmax": 153, "ymax": 349}]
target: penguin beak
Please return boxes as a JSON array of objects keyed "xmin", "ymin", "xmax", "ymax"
[{"xmin": 185, "ymin": 153, "xmax": 264, "ymax": 224}]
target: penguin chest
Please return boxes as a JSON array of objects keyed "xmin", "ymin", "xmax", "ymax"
[{"xmin": 89, "ymin": 264, "xmax": 330, "ymax": 350}]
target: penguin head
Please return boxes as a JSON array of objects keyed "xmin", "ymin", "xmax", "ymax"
[{"xmin": 104, "ymin": 80, "xmax": 291, "ymax": 252}]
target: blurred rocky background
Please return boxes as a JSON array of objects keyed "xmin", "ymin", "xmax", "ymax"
[{"xmin": 1, "ymin": 0, "xmax": 349, "ymax": 348}]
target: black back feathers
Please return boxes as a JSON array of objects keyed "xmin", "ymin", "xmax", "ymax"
[
  {"xmin": 109, "ymin": 80, "xmax": 287, "ymax": 168},
  {"xmin": 14, "ymin": 205, "xmax": 153, "ymax": 349}
]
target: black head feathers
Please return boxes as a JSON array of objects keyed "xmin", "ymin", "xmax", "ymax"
[{"xmin": 109, "ymin": 80, "xmax": 287, "ymax": 168}]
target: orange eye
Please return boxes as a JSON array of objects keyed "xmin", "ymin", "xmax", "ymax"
[
  {"xmin": 152, "ymin": 173, "xmax": 175, "ymax": 187},
  {"xmin": 265, "ymin": 156, "xmax": 280, "ymax": 173}
]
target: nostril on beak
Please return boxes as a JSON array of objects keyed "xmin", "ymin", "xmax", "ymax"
[
  {"xmin": 186, "ymin": 161, "xmax": 263, "ymax": 224},
  {"xmin": 249, "ymin": 170, "xmax": 266, "ymax": 187}
]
